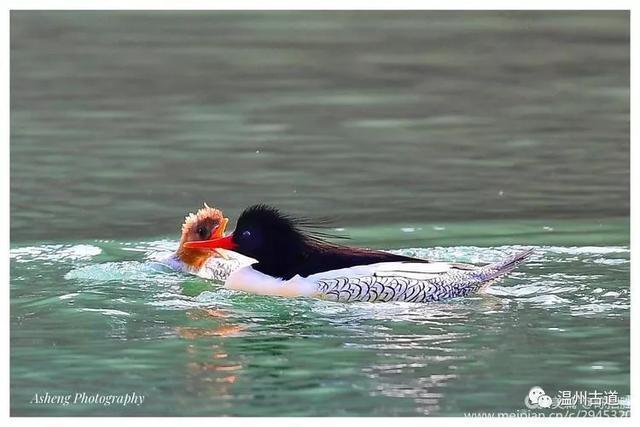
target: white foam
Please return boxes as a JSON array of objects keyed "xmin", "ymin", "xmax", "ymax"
[
  {"xmin": 80, "ymin": 308, "xmax": 130, "ymax": 317},
  {"xmin": 10, "ymin": 244, "xmax": 102, "ymax": 262}
]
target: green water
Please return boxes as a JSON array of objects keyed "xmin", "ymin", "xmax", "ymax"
[{"xmin": 10, "ymin": 11, "xmax": 629, "ymax": 416}]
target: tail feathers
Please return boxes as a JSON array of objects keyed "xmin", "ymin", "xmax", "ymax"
[{"xmin": 482, "ymin": 248, "xmax": 534, "ymax": 281}]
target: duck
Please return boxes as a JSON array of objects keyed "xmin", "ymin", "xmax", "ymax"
[
  {"xmin": 161, "ymin": 203, "xmax": 254, "ymax": 280},
  {"xmin": 184, "ymin": 204, "xmax": 534, "ymax": 302}
]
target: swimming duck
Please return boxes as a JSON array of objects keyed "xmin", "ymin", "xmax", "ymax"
[{"xmin": 184, "ymin": 204, "xmax": 533, "ymax": 302}]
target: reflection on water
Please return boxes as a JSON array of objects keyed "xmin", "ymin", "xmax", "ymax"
[
  {"xmin": 181, "ymin": 308, "xmax": 244, "ymax": 411},
  {"xmin": 10, "ymin": 11, "xmax": 629, "ymax": 243}
]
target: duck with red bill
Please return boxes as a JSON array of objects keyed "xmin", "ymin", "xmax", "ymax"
[{"xmin": 184, "ymin": 204, "xmax": 534, "ymax": 303}]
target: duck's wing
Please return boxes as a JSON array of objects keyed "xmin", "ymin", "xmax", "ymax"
[{"xmin": 306, "ymin": 260, "xmax": 473, "ymax": 281}]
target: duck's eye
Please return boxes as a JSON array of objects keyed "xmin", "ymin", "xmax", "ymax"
[
  {"xmin": 197, "ymin": 226, "xmax": 209, "ymax": 239},
  {"xmin": 241, "ymin": 230, "xmax": 251, "ymax": 239}
]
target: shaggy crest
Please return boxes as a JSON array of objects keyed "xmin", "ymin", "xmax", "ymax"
[{"xmin": 236, "ymin": 204, "xmax": 344, "ymax": 244}]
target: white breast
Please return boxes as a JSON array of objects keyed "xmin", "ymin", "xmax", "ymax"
[
  {"xmin": 162, "ymin": 250, "xmax": 254, "ymax": 281},
  {"xmin": 225, "ymin": 266, "xmax": 320, "ymax": 297}
]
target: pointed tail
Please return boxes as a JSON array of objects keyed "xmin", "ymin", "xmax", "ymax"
[{"xmin": 479, "ymin": 248, "xmax": 535, "ymax": 283}]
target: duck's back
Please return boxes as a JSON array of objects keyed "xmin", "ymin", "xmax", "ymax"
[{"xmin": 279, "ymin": 245, "xmax": 429, "ymax": 280}]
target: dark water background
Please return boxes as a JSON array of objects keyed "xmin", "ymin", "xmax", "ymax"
[
  {"xmin": 11, "ymin": 11, "xmax": 629, "ymax": 243},
  {"xmin": 10, "ymin": 11, "xmax": 629, "ymax": 417}
]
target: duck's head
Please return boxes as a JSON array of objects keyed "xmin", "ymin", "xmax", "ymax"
[
  {"xmin": 177, "ymin": 203, "xmax": 229, "ymax": 269},
  {"xmin": 184, "ymin": 204, "xmax": 312, "ymax": 272}
]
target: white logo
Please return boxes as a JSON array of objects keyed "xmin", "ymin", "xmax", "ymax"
[
  {"xmin": 525, "ymin": 386, "xmax": 553, "ymax": 409},
  {"xmin": 538, "ymin": 395, "xmax": 553, "ymax": 408}
]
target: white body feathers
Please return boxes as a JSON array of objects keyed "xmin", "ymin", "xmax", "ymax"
[{"xmin": 166, "ymin": 248, "xmax": 533, "ymax": 303}]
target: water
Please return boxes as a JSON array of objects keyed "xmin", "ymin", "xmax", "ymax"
[{"xmin": 10, "ymin": 11, "xmax": 629, "ymax": 416}]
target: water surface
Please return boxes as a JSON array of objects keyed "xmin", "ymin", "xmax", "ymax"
[{"xmin": 10, "ymin": 221, "xmax": 630, "ymax": 416}]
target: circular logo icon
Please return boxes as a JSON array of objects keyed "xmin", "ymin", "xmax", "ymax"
[{"xmin": 524, "ymin": 386, "xmax": 554, "ymax": 409}]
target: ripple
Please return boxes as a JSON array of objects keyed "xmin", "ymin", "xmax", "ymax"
[
  {"xmin": 544, "ymin": 246, "xmax": 629, "ymax": 255},
  {"xmin": 521, "ymin": 294, "xmax": 572, "ymax": 306},
  {"xmin": 570, "ymin": 302, "xmax": 629, "ymax": 317},
  {"xmin": 64, "ymin": 261, "xmax": 176, "ymax": 283},
  {"xmin": 10, "ymin": 244, "xmax": 102, "ymax": 262},
  {"xmin": 80, "ymin": 308, "xmax": 131, "ymax": 317}
]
